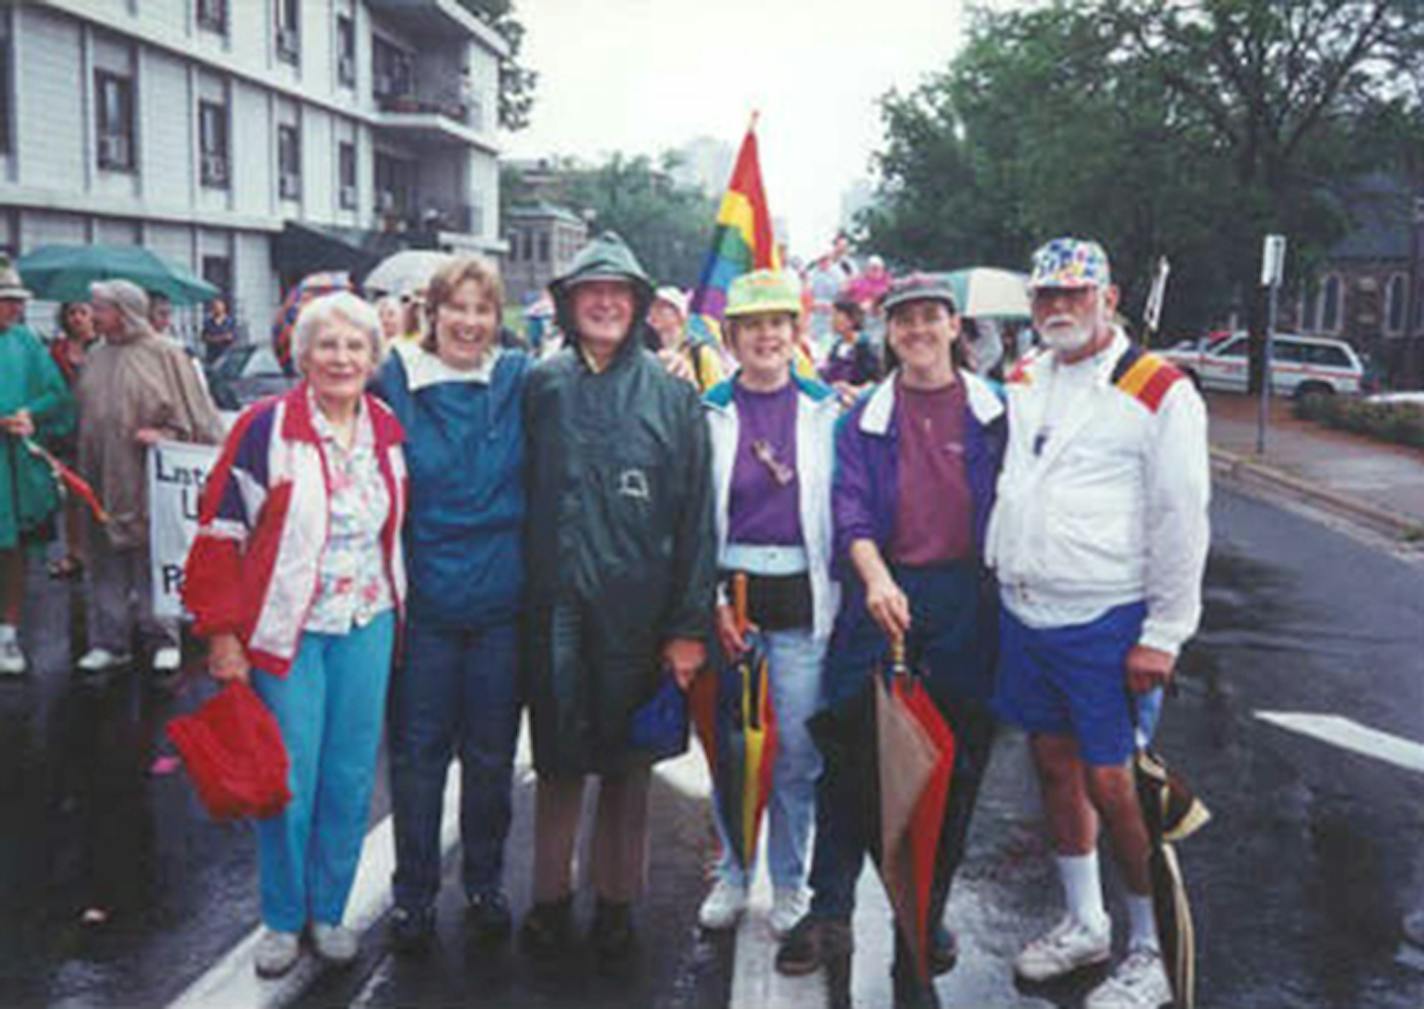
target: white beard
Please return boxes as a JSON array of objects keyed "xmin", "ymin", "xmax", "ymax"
[{"xmin": 1039, "ymin": 308, "xmax": 1099, "ymax": 353}]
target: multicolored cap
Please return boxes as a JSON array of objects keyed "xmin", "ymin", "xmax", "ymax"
[
  {"xmin": 724, "ymin": 269, "xmax": 803, "ymax": 319},
  {"xmin": 1028, "ymin": 237, "xmax": 1111, "ymax": 290},
  {"xmin": 879, "ymin": 272, "xmax": 958, "ymax": 315}
]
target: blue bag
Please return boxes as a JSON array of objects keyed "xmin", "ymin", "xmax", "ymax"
[{"xmin": 629, "ymin": 670, "xmax": 690, "ymax": 762}]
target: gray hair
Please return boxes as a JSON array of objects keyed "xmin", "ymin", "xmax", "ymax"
[
  {"xmin": 90, "ymin": 279, "xmax": 154, "ymax": 340},
  {"xmin": 291, "ymin": 291, "xmax": 383, "ymax": 372}
]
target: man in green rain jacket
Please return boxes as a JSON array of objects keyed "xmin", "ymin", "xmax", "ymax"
[
  {"xmin": 520, "ymin": 232, "xmax": 716, "ymax": 962},
  {"xmin": 0, "ymin": 258, "xmax": 76, "ymax": 674}
]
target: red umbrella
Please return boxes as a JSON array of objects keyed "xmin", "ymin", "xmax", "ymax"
[
  {"xmin": 874, "ymin": 640, "xmax": 956, "ymax": 983},
  {"xmin": 271, "ymin": 271, "xmax": 353, "ymax": 372},
  {"xmin": 166, "ymin": 682, "xmax": 291, "ymax": 821},
  {"xmin": 23, "ymin": 437, "xmax": 108, "ymax": 523}
]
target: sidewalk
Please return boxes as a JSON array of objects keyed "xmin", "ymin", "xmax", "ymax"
[{"xmin": 1206, "ymin": 391, "xmax": 1424, "ymax": 536}]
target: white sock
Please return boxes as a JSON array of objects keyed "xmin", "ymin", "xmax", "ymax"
[
  {"xmin": 1126, "ymin": 893, "xmax": 1160, "ymax": 952},
  {"xmin": 1055, "ymin": 853, "xmax": 1108, "ymax": 931},
  {"xmin": 0, "ymin": 624, "xmax": 14, "ymax": 642}
]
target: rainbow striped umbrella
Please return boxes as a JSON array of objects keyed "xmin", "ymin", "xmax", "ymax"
[{"xmin": 271, "ymin": 271, "xmax": 352, "ymax": 372}]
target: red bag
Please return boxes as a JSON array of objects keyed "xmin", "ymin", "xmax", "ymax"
[{"xmin": 166, "ymin": 682, "xmax": 292, "ymax": 821}]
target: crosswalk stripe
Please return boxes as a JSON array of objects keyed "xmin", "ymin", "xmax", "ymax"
[{"xmin": 1255, "ymin": 711, "xmax": 1424, "ymax": 774}]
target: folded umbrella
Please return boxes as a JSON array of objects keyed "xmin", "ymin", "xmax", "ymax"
[
  {"xmin": 166, "ymin": 682, "xmax": 292, "ymax": 821},
  {"xmin": 22, "ymin": 437, "xmax": 108, "ymax": 523},
  {"xmin": 17, "ymin": 244, "xmax": 219, "ymax": 305},
  {"xmin": 691, "ymin": 573, "xmax": 777, "ymax": 869}
]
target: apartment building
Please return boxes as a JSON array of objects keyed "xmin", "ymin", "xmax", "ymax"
[{"xmin": 0, "ymin": 0, "xmax": 507, "ymax": 340}]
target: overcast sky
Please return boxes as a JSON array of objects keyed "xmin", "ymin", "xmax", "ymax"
[{"xmin": 505, "ymin": 0, "xmax": 966, "ymax": 259}]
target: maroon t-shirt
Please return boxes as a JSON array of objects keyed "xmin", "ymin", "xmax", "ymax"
[{"xmin": 890, "ymin": 378, "xmax": 973, "ymax": 565}]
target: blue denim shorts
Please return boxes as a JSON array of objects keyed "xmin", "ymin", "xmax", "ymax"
[{"xmin": 993, "ymin": 601, "xmax": 1162, "ymax": 766}]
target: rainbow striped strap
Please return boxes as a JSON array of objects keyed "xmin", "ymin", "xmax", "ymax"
[{"xmin": 1110, "ymin": 345, "xmax": 1185, "ymax": 412}]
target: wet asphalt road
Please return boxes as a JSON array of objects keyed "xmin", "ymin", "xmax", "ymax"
[{"xmin": 2, "ymin": 485, "xmax": 1423, "ymax": 1009}]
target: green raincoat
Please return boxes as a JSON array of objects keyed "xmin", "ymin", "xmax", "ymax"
[
  {"xmin": 523, "ymin": 233, "xmax": 717, "ymax": 776},
  {"xmin": 0, "ymin": 323, "xmax": 75, "ymax": 549}
]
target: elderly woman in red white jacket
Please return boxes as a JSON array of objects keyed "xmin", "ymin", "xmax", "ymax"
[{"xmin": 182, "ymin": 292, "xmax": 408, "ymax": 979}]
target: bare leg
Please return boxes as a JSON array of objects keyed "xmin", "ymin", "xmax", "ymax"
[
  {"xmin": 1030, "ymin": 733, "xmax": 1099, "ymax": 855},
  {"xmin": 0, "ymin": 548, "xmax": 24, "ymax": 626},
  {"xmin": 1085, "ymin": 763, "xmax": 1152, "ymax": 895}
]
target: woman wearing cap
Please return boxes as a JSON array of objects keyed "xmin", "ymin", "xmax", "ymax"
[
  {"xmin": 369, "ymin": 256, "xmax": 528, "ymax": 953},
  {"xmin": 184, "ymin": 291, "xmax": 408, "ymax": 978},
  {"xmin": 647, "ymin": 286, "xmax": 725, "ymax": 393},
  {"xmin": 75, "ymin": 279, "xmax": 223, "ymax": 679},
  {"xmin": 775, "ymin": 273, "xmax": 1006, "ymax": 1008},
  {"xmin": 696, "ymin": 268, "xmax": 841, "ymax": 936},
  {"xmin": 0, "ymin": 261, "xmax": 75, "ymax": 675}
]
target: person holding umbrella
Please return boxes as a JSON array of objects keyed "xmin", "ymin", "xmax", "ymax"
[
  {"xmin": 696, "ymin": 269, "xmax": 841, "ymax": 936},
  {"xmin": 520, "ymin": 232, "xmax": 716, "ymax": 963},
  {"xmin": 0, "ymin": 259, "xmax": 75, "ymax": 674},
  {"xmin": 370, "ymin": 256, "xmax": 529, "ymax": 953},
  {"xmin": 775, "ymin": 273, "xmax": 1006, "ymax": 1009},
  {"xmin": 988, "ymin": 238, "xmax": 1209, "ymax": 1009},
  {"xmin": 75, "ymin": 280, "xmax": 223, "ymax": 679}
]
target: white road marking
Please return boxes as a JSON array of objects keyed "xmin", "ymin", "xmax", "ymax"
[{"xmin": 1255, "ymin": 711, "xmax": 1424, "ymax": 774}]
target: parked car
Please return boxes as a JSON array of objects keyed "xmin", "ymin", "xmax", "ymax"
[
  {"xmin": 205, "ymin": 343, "xmax": 293, "ymax": 412},
  {"xmin": 1160, "ymin": 331, "xmax": 1364, "ymax": 398}
]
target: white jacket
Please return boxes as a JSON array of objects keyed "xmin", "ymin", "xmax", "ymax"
[
  {"xmin": 986, "ymin": 330, "xmax": 1210, "ymax": 655},
  {"xmin": 703, "ymin": 373, "xmax": 842, "ymax": 642}
]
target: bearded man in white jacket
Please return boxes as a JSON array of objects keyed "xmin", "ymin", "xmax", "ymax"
[{"xmin": 987, "ymin": 238, "xmax": 1210, "ymax": 1009}]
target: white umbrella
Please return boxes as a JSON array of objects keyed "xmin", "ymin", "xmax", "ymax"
[
  {"xmin": 363, "ymin": 250, "xmax": 455, "ymax": 297},
  {"xmin": 946, "ymin": 267, "xmax": 1031, "ymax": 318}
]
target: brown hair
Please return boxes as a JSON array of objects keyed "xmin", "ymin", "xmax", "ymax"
[
  {"xmin": 421, "ymin": 255, "xmax": 504, "ymax": 353},
  {"xmin": 884, "ymin": 298, "xmax": 969, "ymax": 372}
]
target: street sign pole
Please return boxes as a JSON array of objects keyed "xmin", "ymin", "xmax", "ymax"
[{"xmin": 1258, "ymin": 235, "xmax": 1286, "ymax": 455}]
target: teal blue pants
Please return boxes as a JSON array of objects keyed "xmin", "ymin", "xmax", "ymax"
[{"xmin": 252, "ymin": 612, "xmax": 395, "ymax": 932}]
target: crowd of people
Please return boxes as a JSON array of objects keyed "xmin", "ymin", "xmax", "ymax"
[{"xmin": 0, "ymin": 230, "xmax": 1209, "ymax": 1009}]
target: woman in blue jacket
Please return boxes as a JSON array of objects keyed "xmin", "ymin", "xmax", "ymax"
[{"xmin": 371, "ymin": 256, "xmax": 529, "ymax": 952}]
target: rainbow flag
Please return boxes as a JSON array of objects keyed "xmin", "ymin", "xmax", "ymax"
[{"xmin": 687, "ymin": 121, "xmax": 781, "ymax": 347}]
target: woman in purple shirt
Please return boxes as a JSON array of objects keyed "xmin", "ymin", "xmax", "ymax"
[
  {"xmin": 699, "ymin": 269, "xmax": 842, "ymax": 938},
  {"xmin": 775, "ymin": 273, "xmax": 1007, "ymax": 1008}
]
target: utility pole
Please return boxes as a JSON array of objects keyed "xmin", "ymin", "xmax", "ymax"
[
  {"xmin": 1258, "ymin": 235, "xmax": 1285, "ymax": 455},
  {"xmin": 1406, "ymin": 193, "xmax": 1424, "ymax": 388}
]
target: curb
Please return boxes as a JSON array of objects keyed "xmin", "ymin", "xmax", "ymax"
[{"xmin": 1210, "ymin": 446, "xmax": 1424, "ymax": 540}]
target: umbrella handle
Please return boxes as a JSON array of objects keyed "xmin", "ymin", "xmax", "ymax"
[{"xmin": 732, "ymin": 572, "xmax": 750, "ymax": 636}]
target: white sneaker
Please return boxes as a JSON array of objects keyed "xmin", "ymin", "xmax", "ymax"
[
  {"xmin": 769, "ymin": 887, "xmax": 810, "ymax": 938},
  {"xmin": 1084, "ymin": 945, "xmax": 1172, "ymax": 1009},
  {"xmin": 0, "ymin": 627, "xmax": 25, "ymax": 675},
  {"xmin": 311, "ymin": 923, "xmax": 358, "ymax": 964},
  {"xmin": 77, "ymin": 648, "xmax": 132, "ymax": 673},
  {"xmin": 152, "ymin": 646, "xmax": 182, "ymax": 673},
  {"xmin": 253, "ymin": 929, "xmax": 301, "ymax": 978},
  {"xmin": 1014, "ymin": 913, "xmax": 1112, "ymax": 982},
  {"xmin": 697, "ymin": 879, "xmax": 748, "ymax": 930}
]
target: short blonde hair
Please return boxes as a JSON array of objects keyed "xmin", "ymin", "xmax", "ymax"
[
  {"xmin": 292, "ymin": 291, "xmax": 383, "ymax": 372},
  {"xmin": 422, "ymin": 255, "xmax": 504, "ymax": 353}
]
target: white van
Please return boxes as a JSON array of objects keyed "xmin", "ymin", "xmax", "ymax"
[{"xmin": 1161, "ymin": 332, "xmax": 1363, "ymax": 397}]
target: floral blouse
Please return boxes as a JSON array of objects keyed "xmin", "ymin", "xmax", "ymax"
[{"xmin": 304, "ymin": 392, "xmax": 394, "ymax": 634}]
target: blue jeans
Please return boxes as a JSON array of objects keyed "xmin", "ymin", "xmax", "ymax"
[
  {"xmin": 711, "ymin": 627, "xmax": 825, "ymax": 892},
  {"xmin": 252, "ymin": 611, "xmax": 395, "ymax": 932},
  {"xmin": 808, "ymin": 563, "xmax": 996, "ymax": 929},
  {"xmin": 389, "ymin": 617, "xmax": 520, "ymax": 911}
]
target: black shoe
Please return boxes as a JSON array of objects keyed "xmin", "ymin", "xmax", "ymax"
[
  {"xmin": 389, "ymin": 905, "xmax": 435, "ymax": 955},
  {"xmin": 775, "ymin": 914, "xmax": 852, "ymax": 976},
  {"xmin": 520, "ymin": 896, "xmax": 573, "ymax": 960},
  {"xmin": 891, "ymin": 965, "xmax": 942, "ymax": 1009},
  {"xmin": 465, "ymin": 890, "xmax": 512, "ymax": 944},
  {"xmin": 929, "ymin": 924, "xmax": 958, "ymax": 976},
  {"xmin": 590, "ymin": 898, "xmax": 635, "ymax": 961}
]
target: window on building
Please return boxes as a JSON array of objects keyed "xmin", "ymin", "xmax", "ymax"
[
  {"xmin": 0, "ymin": 13, "xmax": 11, "ymax": 156},
  {"xmin": 95, "ymin": 70, "xmax": 136, "ymax": 171},
  {"xmin": 277, "ymin": 124, "xmax": 301, "ymax": 199},
  {"xmin": 1318, "ymin": 274, "xmax": 1342, "ymax": 333},
  {"xmin": 198, "ymin": 100, "xmax": 229, "ymax": 188},
  {"xmin": 336, "ymin": 15, "xmax": 355, "ymax": 87},
  {"xmin": 196, "ymin": 0, "xmax": 227, "ymax": 33},
  {"xmin": 201, "ymin": 255, "xmax": 232, "ymax": 300},
  {"xmin": 338, "ymin": 141, "xmax": 357, "ymax": 209},
  {"xmin": 537, "ymin": 232, "xmax": 550, "ymax": 263},
  {"xmin": 372, "ymin": 36, "xmax": 412, "ymax": 100},
  {"xmin": 1385, "ymin": 273, "xmax": 1407, "ymax": 334},
  {"xmin": 373, "ymin": 152, "xmax": 412, "ymax": 214},
  {"xmin": 275, "ymin": 0, "xmax": 300, "ymax": 64}
]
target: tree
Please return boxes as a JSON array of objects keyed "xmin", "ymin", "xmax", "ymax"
[
  {"xmin": 863, "ymin": 0, "xmax": 1424, "ymax": 371},
  {"xmin": 460, "ymin": 0, "xmax": 538, "ymax": 131}
]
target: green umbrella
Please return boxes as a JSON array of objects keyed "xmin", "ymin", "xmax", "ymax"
[{"xmin": 17, "ymin": 244, "xmax": 219, "ymax": 305}]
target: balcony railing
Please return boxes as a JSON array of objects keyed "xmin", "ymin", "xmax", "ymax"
[
  {"xmin": 375, "ymin": 193, "xmax": 480, "ymax": 236},
  {"xmin": 375, "ymin": 90, "xmax": 483, "ymax": 132}
]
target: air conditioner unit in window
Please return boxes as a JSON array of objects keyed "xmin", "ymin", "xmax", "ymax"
[
  {"xmin": 338, "ymin": 56, "xmax": 356, "ymax": 85},
  {"xmin": 202, "ymin": 153, "xmax": 229, "ymax": 185},
  {"xmin": 376, "ymin": 190, "xmax": 396, "ymax": 213},
  {"xmin": 277, "ymin": 27, "xmax": 300, "ymax": 58},
  {"xmin": 374, "ymin": 72, "xmax": 393, "ymax": 97},
  {"xmin": 340, "ymin": 185, "xmax": 357, "ymax": 208},
  {"xmin": 279, "ymin": 173, "xmax": 301, "ymax": 199},
  {"xmin": 98, "ymin": 134, "xmax": 130, "ymax": 168}
]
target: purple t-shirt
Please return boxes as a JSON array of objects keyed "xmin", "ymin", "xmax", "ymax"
[
  {"xmin": 728, "ymin": 381, "xmax": 804, "ymax": 547},
  {"xmin": 890, "ymin": 378, "xmax": 972, "ymax": 565}
]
